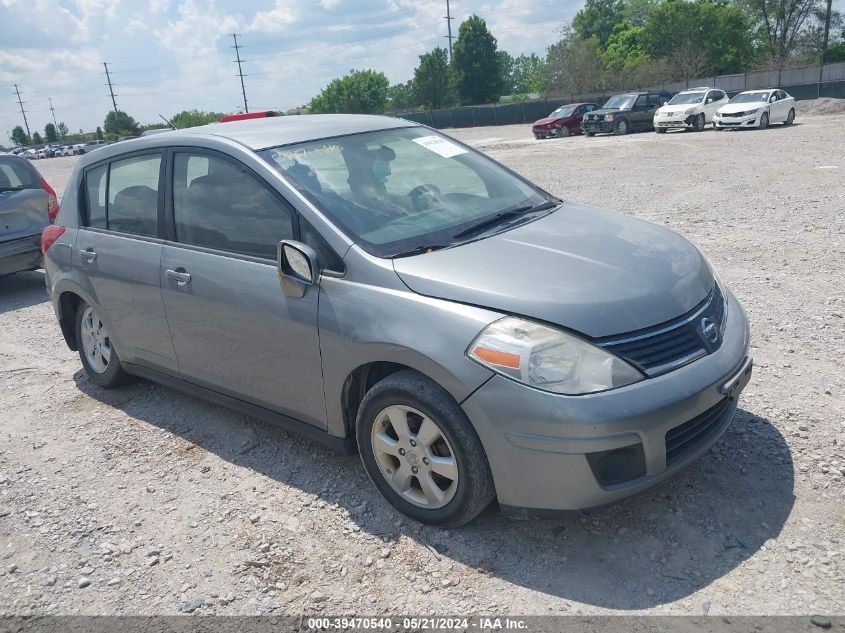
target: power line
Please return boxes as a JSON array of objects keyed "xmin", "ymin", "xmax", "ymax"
[
  {"xmin": 103, "ymin": 62, "xmax": 118, "ymax": 112},
  {"xmin": 445, "ymin": 0, "xmax": 455, "ymax": 63},
  {"xmin": 13, "ymin": 84, "xmax": 31, "ymax": 140},
  {"xmin": 231, "ymin": 33, "xmax": 248, "ymax": 113}
]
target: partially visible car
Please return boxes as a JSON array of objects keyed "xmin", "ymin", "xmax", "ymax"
[
  {"xmin": 653, "ymin": 87, "xmax": 729, "ymax": 133},
  {"xmin": 78, "ymin": 140, "xmax": 109, "ymax": 154},
  {"xmin": 714, "ymin": 89, "xmax": 796, "ymax": 130},
  {"xmin": 532, "ymin": 103, "xmax": 601, "ymax": 139},
  {"xmin": 59, "ymin": 145, "xmax": 74, "ymax": 157},
  {"xmin": 220, "ymin": 110, "xmax": 276, "ymax": 123},
  {"xmin": 0, "ymin": 154, "xmax": 58, "ymax": 275},
  {"xmin": 582, "ymin": 91, "xmax": 671, "ymax": 136},
  {"xmin": 22, "ymin": 149, "xmax": 37, "ymax": 160}
]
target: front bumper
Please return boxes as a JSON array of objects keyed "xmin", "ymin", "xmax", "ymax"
[
  {"xmin": 462, "ymin": 288, "xmax": 751, "ymax": 515},
  {"xmin": 714, "ymin": 113, "xmax": 760, "ymax": 128},
  {"xmin": 582, "ymin": 120, "xmax": 615, "ymax": 134},
  {"xmin": 654, "ymin": 114, "xmax": 697, "ymax": 129}
]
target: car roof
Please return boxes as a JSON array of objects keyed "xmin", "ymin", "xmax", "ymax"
[{"xmin": 169, "ymin": 114, "xmax": 418, "ymax": 151}]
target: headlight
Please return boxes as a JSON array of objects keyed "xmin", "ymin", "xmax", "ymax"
[
  {"xmin": 467, "ymin": 317, "xmax": 644, "ymax": 395},
  {"xmin": 605, "ymin": 113, "xmax": 615, "ymax": 121},
  {"xmin": 746, "ymin": 109, "xmax": 759, "ymax": 115}
]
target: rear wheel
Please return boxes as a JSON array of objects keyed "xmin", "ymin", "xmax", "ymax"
[
  {"xmin": 356, "ymin": 370, "xmax": 495, "ymax": 527},
  {"xmin": 75, "ymin": 301, "xmax": 132, "ymax": 388},
  {"xmin": 759, "ymin": 111, "xmax": 769, "ymax": 129},
  {"xmin": 614, "ymin": 119, "xmax": 629, "ymax": 135},
  {"xmin": 785, "ymin": 108, "xmax": 795, "ymax": 125}
]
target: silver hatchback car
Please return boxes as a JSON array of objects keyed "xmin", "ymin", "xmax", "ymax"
[{"xmin": 43, "ymin": 115, "xmax": 752, "ymax": 527}]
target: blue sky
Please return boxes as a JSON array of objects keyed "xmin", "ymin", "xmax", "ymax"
[{"xmin": 0, "ymin": 0, "xmax": 581, "ymax": 137}]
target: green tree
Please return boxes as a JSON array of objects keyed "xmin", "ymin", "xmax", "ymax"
[
  {"xmin": 32, "ymin": 131, "xmax": 43, "ymax": 145},
  {"xmin": 413, "ymin": 47, "xmax": 453, "ymax": 109},
  {"xmin": 510, "ymin": 53, "xmax": 546, "ymax": 94},
  {"xmin": 452, "ymin": 15, "xmax": 503, "ymax": 104},
  {"xmin": 572, "ymin": 0, "xmax": 627, "ymax": 47},
  {"xmin": 95, "ymin": 127, "xmax": 103, "ymax": 140},
  {"xmin": 387, "ymin": 81, "xmax": 416, "ymax": 111},
  {"xmin": 44, "ymin": 123, "xmax": 57, "ymax": 143},
  {"xmin": 498, "ymin": 50, "xmax": 516, "ymax": 93},
  {"xmin": 309, "ymin": 69, "xmax": 390, "ymax": 114},
  {"xmin": 169, "ymin": 109, "xmax": 225, "ymax": 128},
  {"xmin": 641, "ymin": 0, "xmax": 751, "ymax": 78},
  {"xmin": 11, "ymin": 126, "xmax": 29, "ymax": 147},
  {"xmin": 545, "ymin": 29, "xmax": 606, "ymax": 95},
  {"xmin": 743, "ymin": 0, "xmax": 823, "ymax": 66},
  {"xmin": 57, "ymin": 122, "xmax": 69, "ymax": 138},
  {"xmin": 104, "ymin": 110, "xmax": 140, "ymax": 136}
]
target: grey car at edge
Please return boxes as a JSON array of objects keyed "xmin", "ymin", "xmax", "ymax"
[{"xmin": 43, "ymin": 115, "xmax": 752, "ymax": 527}]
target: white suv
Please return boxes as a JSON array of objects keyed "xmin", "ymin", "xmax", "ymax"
[{"xmin": 653, "ymin": 87, "xmax": 729, "ymax": 133}]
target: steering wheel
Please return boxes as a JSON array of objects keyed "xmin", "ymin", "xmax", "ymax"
[{"xmin": 408, "ymin": 184, "xmax": 442, "ymax": 212}]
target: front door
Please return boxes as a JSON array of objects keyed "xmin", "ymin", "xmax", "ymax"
[
  {"xmin": 160, "ymin": 150, "xmax": 327, "ymax": 428},
  {"xmin": 77, "ymin": 152, "xmax": 177, "ymax": 371}
]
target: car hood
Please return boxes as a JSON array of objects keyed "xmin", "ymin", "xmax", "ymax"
[
  {"xmin": 533, "ymin": 116, "xmax": 564, "ymax": 126},
  {"xmin": 392, "ymin": 204, "xmax": 714, "ymax": 338},
  {"xmin": 717, "ymin": 102, "xmax": 765, "ymax": 114},
  {"xmin": 657, "ymin": 104, "xmax": 700, "ymax": 115}
]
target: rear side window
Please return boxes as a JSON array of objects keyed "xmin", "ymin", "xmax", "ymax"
[
  {"xmin": 85, "ymin": 164, "xmax": 108, "ymax": 229},
  {"xmin": 83, "ymin": 153, "xmax": 161, "ymax": 236},
  {"xmin": 0, "ymin": 160, "xmax": 38, "ymax": 189},
  {"xmin": 173, "ymin": 152, "xmax": 294, "ymax": 260}
]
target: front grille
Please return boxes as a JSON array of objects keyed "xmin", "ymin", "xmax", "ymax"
[
  {"xmin": 665, "ymin": 398, "xmax": 734, "ymax": 466},
  {"xmin": 596, "ymin": 284, "xmax": 726, "ymax": 376}
]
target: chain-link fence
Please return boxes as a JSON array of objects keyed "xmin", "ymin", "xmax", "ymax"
[{"xmin": 392, "ymin": 61, "xmax": 845, "ymax": 129}]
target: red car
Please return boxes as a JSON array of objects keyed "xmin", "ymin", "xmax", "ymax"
[
  {"xmin": 219, "ymin": 110, "xmax": 277, "ymax": 123},
  {"xmin": 532, "ymin": 102, "xmax": 601, "ymax": 139}
]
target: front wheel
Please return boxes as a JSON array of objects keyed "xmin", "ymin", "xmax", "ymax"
[
  {"xmin": 692, "ymin": 113, "xmax": 705, "ymax": 132},
  {"xmin": 614, "ymin": 119, "xmax": 629, "ymax": 135},
  {"xmin": 356, "ymin": 370, "xmax": 495, "ymax": 527},
  {"xmin": 759, "ymin": 111, "xmax": 769, "ymax": 129},
  {"xmin": 557, "ymin": 126, "xmax": 570, "ymax": 138},
  {"xmin": 785, "ymin": 108, "xmax": 795, "ymax": 125},
  {"xmin": 585, "ymin": 131, "xmax": 595, "ymax": 137},
  {"xmin": 655, "ymin": 128, "xmax": 667, "ymax": 134},
  {"xmin": 75, "ymin": 301, "xmax": 133, "ymax": 388}
]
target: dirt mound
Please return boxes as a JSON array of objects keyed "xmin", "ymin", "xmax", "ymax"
[{"xmin": 795, "ymin": 97, "xmax": 845, "ymax": 115}]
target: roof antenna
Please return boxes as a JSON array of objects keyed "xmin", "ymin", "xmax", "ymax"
[{"xmin": 158, "ymin": 114, "xmax": 176, "ymax": 130}]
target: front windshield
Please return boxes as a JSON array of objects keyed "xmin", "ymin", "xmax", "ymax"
[
  {"xmin": 603, "ymin": 95, "xmax": 635, "ymax": 110},
  {"xmin": 259, "ymin": 127, "xmax": 550, "ymax": 257},
  {"xmin": 549, "ymin": 105, "xmax": 575, "ymax": 118},
  {"xmin": 730, "ymin": 91, "xmax": 769, "ymax": 103},
  {"xmin": 668, "ymin": 92, "xmax": 705, "ymax": 105}
]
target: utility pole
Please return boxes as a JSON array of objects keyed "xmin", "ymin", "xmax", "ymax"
[
  {"xmin": 103, "ymin": 62, "xmax": 118, "ymax": 112},
  {"xmin": 48, "ymin": 97, "xmax": 59, "ymax": 129},
  {"xmin": 444, "ymin": 0, "xmax": 455, "ymax": 63},
  {"xmin": 13, "ymin": 84, "xmax": 31, "ymax": 142},
  {"xmin": 231, "ymin": 33, "xmax": 249, "ymax": 113},
  {"xmin": 821, "ymin": 0, "xmax": 833, "ymax": 64}
]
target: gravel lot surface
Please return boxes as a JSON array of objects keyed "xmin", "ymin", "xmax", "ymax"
[{"xmin": 1, "ymin": 108, "xmax": 843, "ymax": 617}]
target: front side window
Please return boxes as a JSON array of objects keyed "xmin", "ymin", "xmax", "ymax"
[
  {"xmin": 259, "ymin": 127, "xmax": 550, "ymax": 258},
  {"xmin": 173, "ymin": 152, "xmax": 294, "ymax": 260}
]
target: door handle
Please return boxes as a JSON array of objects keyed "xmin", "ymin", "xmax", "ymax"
[
  {"xmin": 165, "ymin": 269, "xmax": 191, "ymax": 285},
  {"xmin": 79, "ymin": 249, "xmax": 97, "ymax": 263}
]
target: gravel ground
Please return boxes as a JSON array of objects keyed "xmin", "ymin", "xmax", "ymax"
[{"xmin": 1, "ymin": 106, "xmax": 843, "ymax": 617}]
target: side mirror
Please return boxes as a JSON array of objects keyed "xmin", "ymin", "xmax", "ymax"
[{"xmin": 277, "ymin": 240, "xmax": 319, "ymax": 298}]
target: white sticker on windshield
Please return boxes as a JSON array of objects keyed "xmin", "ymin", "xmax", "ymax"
[{"xmin": 411, "ymin": 135, "xmax": 467, "ymax": 158}]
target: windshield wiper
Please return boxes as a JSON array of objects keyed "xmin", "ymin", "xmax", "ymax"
[
  {"xmin": 0, "ymin": 187, "xmax": 25, "ymax": 192},
  {"xmin": 392, "ymin": 244, "xmax": 451, "ymax": 258},
  {"xmin": 452, "ymin": 200, "xmax": 558, "ymax": 240}
]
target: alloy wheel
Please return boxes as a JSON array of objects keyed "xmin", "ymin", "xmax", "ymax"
[
  {"xmin": 370, "ymin": 405, "xmax": 459, "ymax": 509},
  {"xmin": 80, "ymin": 306, "xmax": 112, "ymax": 374}
]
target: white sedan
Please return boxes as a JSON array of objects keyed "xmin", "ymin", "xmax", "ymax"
[
  {"xmin": 654, "ymin": 87, "xmax": 729, "ymax": 132},
  {"xmin": 714, "ymin": 89, "xmax": 796, "ymax": 130}
]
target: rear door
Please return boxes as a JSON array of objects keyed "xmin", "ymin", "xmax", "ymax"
[
  {"xmin": 160, "ymin": 149, "xmax": 327, "ymax": 428},
  {"xmin": 77, "ymin": 152, "xmax": 178, "ymax": 371}
]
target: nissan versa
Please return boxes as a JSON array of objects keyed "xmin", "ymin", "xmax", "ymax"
[{"xmin": 43, "ymin": 115, "xmax": 752, "ymax": 527}]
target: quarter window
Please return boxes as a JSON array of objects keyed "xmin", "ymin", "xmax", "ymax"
[
  {"xmin": 85, "ymin": 164, "xmax": 108, "ymax": 229},
  {"xmin": 173, "ymin": 152, "xmax": 294, "ymax": 260}
]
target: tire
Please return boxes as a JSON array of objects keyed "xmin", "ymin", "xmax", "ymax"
[
  {"xmin": 693, "ymin": 113, "xmax": 705, "ymax": 132},
  {"xmin": 614, "ymin": 119, "xmax": 629, "ymax": 135},
  {"xmin": 75, "ymin": 301, "xmax": 133, "ymax": 388},
  {"xmin": 759, "ymin": 111, "xmax": 769, "ymax": 129},
  {"xmin": 558, "ymin": 126, "xmax": 570, "ymax": 138},
  {"xmin": 785, "ymin": 108, "xmax": 795, "ymax": 125},
  {"xmin": 356, "ymin": 370, "xmax": 495, "ymax": 527},
  {"xmin": 656, "ymin": 128, "xmax": 667, "ymax": 134},
  {"xmin": 585, "ymin": 132, "xmax": 595, "ymax": 137}
]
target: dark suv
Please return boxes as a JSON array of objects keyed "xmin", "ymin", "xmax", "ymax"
[{"xmin": 582, "ymin": 91, "xmax": 671, "ymax": 136}]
